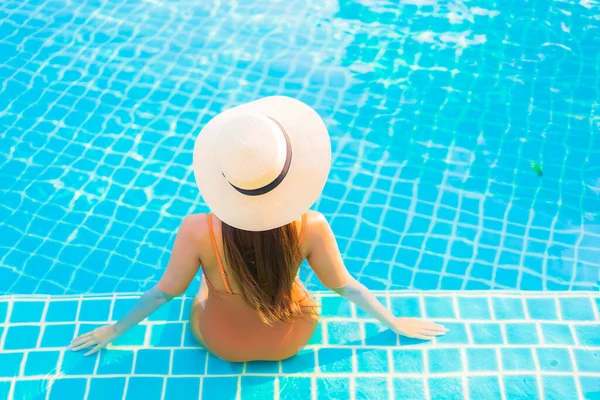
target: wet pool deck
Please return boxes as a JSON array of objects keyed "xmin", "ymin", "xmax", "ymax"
[{"xmin": 0, "ymin": 291, "xmax": 599, "ymax": 400}]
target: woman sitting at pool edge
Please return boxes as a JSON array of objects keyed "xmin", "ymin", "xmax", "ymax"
[{"xmin": 70, "ymin": 96, "xmax": 447, "ymax": 362}]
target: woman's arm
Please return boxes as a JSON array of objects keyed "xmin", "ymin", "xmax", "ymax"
[
  {"xmin": 306, "ymin": 212, "xmax": 447, "ymax": 340},
  {"xmin": 70, "ymin": 214, "xmax": 205, "ymax": 355}
]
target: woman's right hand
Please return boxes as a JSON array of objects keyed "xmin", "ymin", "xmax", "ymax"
[{"xmin": 391, "ymin": 317, "xmax": 448, "ymax": 340}]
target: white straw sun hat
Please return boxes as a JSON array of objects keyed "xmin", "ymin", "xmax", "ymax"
[{"xmin": 193, "ymin": 96, "xmax": 331, "ymax": 232}]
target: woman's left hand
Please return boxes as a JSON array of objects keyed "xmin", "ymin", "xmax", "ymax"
[{"xmin": 69, "ymin": 325, "xmax": 119, "ymax": 356}]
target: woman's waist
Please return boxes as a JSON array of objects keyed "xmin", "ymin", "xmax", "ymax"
[{"xmin": 204, "ymin": 288, "xmax": 318, "ymax": 321}]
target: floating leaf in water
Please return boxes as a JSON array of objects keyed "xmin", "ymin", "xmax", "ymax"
[{"xmin": 530, "ymin": 161, "xmax": 543, "ymax": 176}]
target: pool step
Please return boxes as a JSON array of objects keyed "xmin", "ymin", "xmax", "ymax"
[{"xmin": 0, "ymin": 291, "xmax": 598, "ymax": 399}]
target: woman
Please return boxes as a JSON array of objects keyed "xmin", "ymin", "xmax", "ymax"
[{"xmin": 70, "ymin": 96, "xmax": 447, "ymax": 361}]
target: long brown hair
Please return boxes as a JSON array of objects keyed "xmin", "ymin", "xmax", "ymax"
[{"xmin": 221, "ymin": 220, "xmax": 310, "ymax": 325}]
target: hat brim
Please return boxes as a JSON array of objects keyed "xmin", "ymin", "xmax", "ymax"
[{"xmin": 193, "ymin": 96, "xmax": 331, "ymax": 231}]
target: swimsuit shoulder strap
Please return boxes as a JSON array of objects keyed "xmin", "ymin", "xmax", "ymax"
[
  {"xmin": 207, "ymin": 214, "xmax": 233, "ymax": 294},
  {"xmin": 298, "ymin": 213, "xmax": 307, "ymax": 245}
]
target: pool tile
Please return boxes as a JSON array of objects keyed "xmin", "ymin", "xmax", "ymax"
[
  {"xmin": 423, "ymin": 296, "xmax": 456, "ymax": 318},
  {"xmin": 392, "ymin": 349, "xmax": 424, "ymax": 373},
  {"xmin": 390, "ymin": 296, "xmax": 422, "ymax": 317},
  {"xmin": 505, "ymin": 323, "xmax": 539, "ymax": 344},
  {"xmin": 134, "ymin": 349, "xmax": 171, "ymax": 374},
  {"xmin": 97, "ymin": 350, "xmax": 134, "ymax": 375},
  {"xmin": 393, "ymin": 378, "xmax": 426, "ymax": 399},
  {"xmin": 540, "ymin": 323, "xmax": 575, "ymax": 344},
  {"xmin": 317, "ymin": 348, "xmax": 353, "ymax": 374},
  {"xmin": 364, "ymin": 322, "xmax": 397, "ymax": 345},
  {"xmin": 45, "ymin": 301, "xmax": 78, "ymax": 322},
  {"xmin": 78, "ymin": 300, "xmax": 111, "ymax": 322},
  {"xmin": 165, "ymin": 378, "xmax": 200, "ymax": 400},
  {"xmin": 0, "ymin": 302, "xmax": 7, "ymax": 322},
  {"xmin": 24, "ymin": 351, "xmax": 60, "ymax": 376},
  {"xmin": 112, "ymin": 298, "xmax": 139, "ymax": 320},
  {"xmin": 14, "ymin": 379, "xmax": 48, "ymax": 400},
  {"xmin": 245, "ymin": 360, "xmax": 279, "ymax": 374},
  {"xmin": 202, "ymin": 377, "xmax": 238, "ymax": 399},
  {"xmin": 326, "ymin": 321, "xmax": 362, "ymax": 345},
  {"xmin": 111, "ymin": 325, "xmax": 146, "ymax": 346},
  {"xmin": 434, "ymin": 322, "xmax": 468, "ymax": 344},
  {"xmin": 541, "ymin": 375, "xmax": 577, "ymax": 399},
  {"xmin": 501, "ymin": 348, "xmax": 535, "ymax": 371},
  {"xmin": 468, "ymin": 376, "xmax": 501, "ymax": 400},
  {"xmin": 574, "ymin": 325, "xmax": 600, "ymax": 346},
  {"xmin": 580, "ymin": 377, "xmax": 600, "ymax": 399},
  {"xmin": 0, "ymin": 352, "xmax": 24, "ymax": 377},
  {"xmin": 240, "ymin": 376, "xmax": 275, "ymax": 400},
  {"xmin": 466, "ymin": 348, "xmax": 497, "ymax": 371},
  {"xmin": 49, "ymin": 378, "xmax": 87, "ymax": 400},
  {"xmin": 10, "ymin": 301, "xmax": 45, "ymax": 323},
  {"xmin": 0, "ymin": 382, "xmax": 10, "ymax": 400},
  {"xmin": 150, "ymin": 322, "xmax": 184, "ymax": 347},
  {"xmin": 61, "ymin": 351, "xmax": 99, "ymax": 375},
  {"xmin": 427, "ymin": 348, "xmax": 462, "ymax": 373},
  {"xmin": 320, "ymin": 296, "xmax": 352, "ymax": 318},
  {"xmin": 457, "ymin": 297, "xmax": 491, "ymax": 319},
  {"xmin": 536, "ymin": 348, "xmax": 573, "ymax": 372},
  {"xmin": 470, "ymin": 323, "xmax": 503, "ymax": 344},
  {"xmin": 125, "ymin": 377, "xmax": 164, "ymax": 400},
  {"xmin": 206, "ymin": 354, "xmax": 244, "ymax": 375},
  {"xmin": 281, "ymin": 349, "xmax": 316, "ymax": 374},
  {"xmin": 316, "ymin": 377, "xmax": 350, "ymax": 400},
  {"xmin": 40, "ymin": 324, "xmax": 76, "ymax": 347},
  {"xmin": 88, "ymin": 377, "xmax": 126, "ymax": 400},
  {"xmin": 355, "ymin": 349, "xmax": 389, "ymax": 373},
  {"xmin": 427, "ymin": 377, "xmax": 463, "ymax": 400},
  {"xmin": 279, "ymin": 377, "xmax": 312, "ymax": 400},
  {"xmin": 574, "ymin": 349, "xmax": 600, "ymax": 372},
  {"xmin": 1, "ymin": 291, "xmax": 598, "ymax": 400},
  {"xmin": 172, "ymin": 349, "xmax": 207, "ymax": 375},
  {"xmin": 558, "ymin": 297, "xmax": 595, "ymax": 320},
  {"xmin": 4, "ymin": 325, "xmax": 40, "ymax": 349},
  {"xmin": 526, "ymin": 298, "xmax": 557, "ymax": 320},
  {"xmin": 491, "ymin": 297, "xmax": 525, "ymax": 319},
  {"xmin": 503, "ymin": 375, "xmax": 539, "ymax": 399},
  {"xmin": 356, "ymin": 377, "xmax": 389, "ymax": 400},
  {"xmin": 307, "ymin": 323, "xmax": 324, "ymax": 345}
]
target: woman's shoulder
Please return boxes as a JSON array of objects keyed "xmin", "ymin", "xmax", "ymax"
[
  {"xmin": 302, "ymin": 210, "xmax": 333, "ymax": 242},
  {"xmin": 179, "ymin": 213, "xmax": 211, "ymax": 241},
  {"xmin": 304, "ymin": 210, "xmax": 329, "ymax": 228}
]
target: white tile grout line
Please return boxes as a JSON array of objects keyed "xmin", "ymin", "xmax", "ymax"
[
  {"xmin": 422, "ymin": 348, "xmax": 430, "ymax": 400},
  {"xmin": 522, "ymin": 295, "xmax": 545, "ymax": 399},
  {"xmin": 495, "ymin": 347, "xmax": 507, "ymax": 400},
  {"xmin": 1, "ymin": 291, "xmax": 598, "ymax": 400},
  {"xmin": 1, "ymin": 290, "xmax": 599, "ymax": 302},
  {"xmin": 460, "ymin": 347, "xmax": 470, "ymax": 400},
  {"xmin": 1, "ymin": 371, "xmax": 599, "ymax": 380},
  {"xmin": 568, "ymin": 347, "xmax": 583, "ymax": 400}
]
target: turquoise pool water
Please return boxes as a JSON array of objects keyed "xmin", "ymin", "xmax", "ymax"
[
  {"xmin": 1, "ymin": 0, "xmax": 599, "ymax": 399},
  {"xmin": 0, "ymin": 0, "xmax": 599, "ymax": 294}
]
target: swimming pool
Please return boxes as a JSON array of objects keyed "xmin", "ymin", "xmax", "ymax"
[
  {"xmin": 1, "ymin": 0, "xmax": 599, "ymax": 296},
  {"xmin": 1, "ymin": 0, "xmax": 599, "ymax": 399}
]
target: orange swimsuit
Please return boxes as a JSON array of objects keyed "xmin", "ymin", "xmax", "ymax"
[{"xmin": 195, "ymin": 214, "xmax": 319, "ymax": 362}]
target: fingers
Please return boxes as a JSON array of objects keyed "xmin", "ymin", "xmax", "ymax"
[
  {"xmin": 69, "ymin": 332, "xmax": 93, "ymax": 348},
  {"xmin": 71, "ymin": 339, "xmax": 97, "ymax": 352},
  {"xmin": 416, "ymin": 321, "xmax": 448, "ymax": 334},
  {"xmin": 421, "ymin": 326, "xmax": 447, "ymax": 335},
  {"xmin": 84, "ymin": 343, "xmax": 104, "ymax": 356},
  {"xmin": 410, "ymin": 333, "xmax": 436, "ymax": 340}
]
